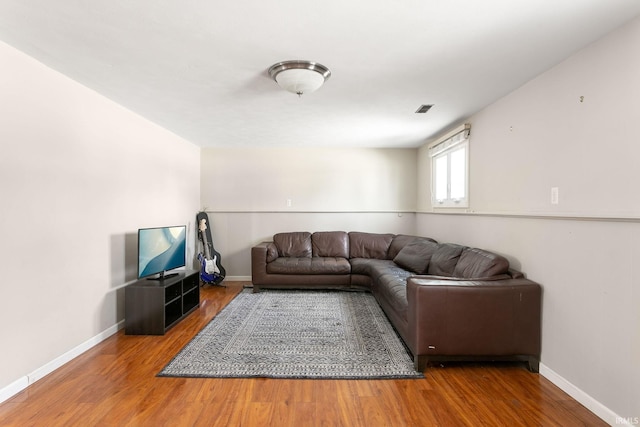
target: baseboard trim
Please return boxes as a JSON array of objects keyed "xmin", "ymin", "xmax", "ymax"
[
  {"xmin": 0, "ymin": 377, "xmax": 29, "ymax": 405},
  {"xmin": 540, "ymin": 363, "xmax": 628, "ymax": 425},
  {"xmin": 224, "ymin": 275, "xmax": 251, "ymax": 282},
  {"xmin": 0, "ymin": 320, "xmax": 124, "ymax": 405}
]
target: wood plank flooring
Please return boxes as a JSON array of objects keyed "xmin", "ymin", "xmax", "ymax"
[{"xmin": 0, "ymin": 282, "xmax": 606, "ymax": 426}]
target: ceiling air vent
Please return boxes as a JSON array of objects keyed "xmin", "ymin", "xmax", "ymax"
[{"xmin": 415, "ymin": 104, "xmax": 433, "ymax": 114}]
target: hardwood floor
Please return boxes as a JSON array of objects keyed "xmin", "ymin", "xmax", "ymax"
[{"xmin": 0, "ymin": 282, "xmax": 605, "ymax": 427}]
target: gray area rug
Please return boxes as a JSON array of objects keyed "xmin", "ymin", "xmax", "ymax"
[{"xmin": 159, "ymin": 289, "xmax": 423, "ymax": 379}]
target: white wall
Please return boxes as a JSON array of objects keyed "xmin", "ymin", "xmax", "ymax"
[
  {"xmin": 201, "ymin": 147, "xmax": 418, "ymax": 277},
  {"xmin": 416, "ymin": 16, "xmax": 640, "ymax": 423},
  {"xmin": 0, "ymin": 42, "xmax": 200, "ymax": 394},
  {"xmin": 201, "ymin": 147, "xmax": 417, "ymax": 212}
]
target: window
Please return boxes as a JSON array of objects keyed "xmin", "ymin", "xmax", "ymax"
[{"xmin": 429, "ymin": 125, "xmax": 470, "ymax": 208}]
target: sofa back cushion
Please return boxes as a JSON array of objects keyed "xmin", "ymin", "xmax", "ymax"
[
  {"xmin": 349, "ymin": 232, "xmax": 394, "ymax": 259},
  {"xmin": 454, "ymin": 247, "xmax": 510, "ymax": 278},
  {"xmin": 273, "ymin": 232, "xmax": 312, "ymax": 257},
  {"xmin": 266, "ymin": 242, "xmax": 279, "ymax": 263},
  {"xmin": 312, "ymin": 231, "xmax": 349, "ymax": 258},
  {"xmin": 388, "ymin": 234, "xmax": 437, "ymax": 259},
  {"xmin": 393, "ymin": 239, "xmax": 439, "ymax": 274},
  {"xmin": 427, "ymin": 243, "xmax": 466, "ymax": 276}
]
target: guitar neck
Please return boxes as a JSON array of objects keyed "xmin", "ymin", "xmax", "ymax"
[{"xmin": 201, "ymin": 231, "xmax": 212, "ymax": 260}]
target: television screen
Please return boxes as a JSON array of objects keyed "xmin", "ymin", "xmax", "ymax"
[{"xmin": 137, "ymin": 225, "xmax": 186, "ymax": 279}]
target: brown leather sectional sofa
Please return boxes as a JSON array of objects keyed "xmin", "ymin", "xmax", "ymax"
[{"xmin": 251, "ymin": 231, "xmax": 541, "ymax": 372}]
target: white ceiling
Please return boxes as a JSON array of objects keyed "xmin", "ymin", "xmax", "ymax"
[{"xmin": 1, "ymin": 1, "xmax": 640, "ymax": 148}]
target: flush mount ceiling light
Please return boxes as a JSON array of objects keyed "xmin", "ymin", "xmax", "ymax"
[{"xmin": 268, "ymin": 60, "xmax": 331, "ymax": 96}]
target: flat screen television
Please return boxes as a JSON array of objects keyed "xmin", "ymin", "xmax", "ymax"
[{"xmin": 137, "ymin": 225, "xmax": 186, "ymax": 280}]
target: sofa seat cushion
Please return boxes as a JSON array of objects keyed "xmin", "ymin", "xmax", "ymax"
[
  {"xmin": 454, "ymin": 247, "xmax": 510, "ymax": 278},
  {"xmin": 266, "ymin": 257, "xmax": 351, "ymax": 275},
  {"xmin": 393, "ymin": 239, "xmax": 439, "ymax": 274},
  {"xmin": 371, "ymin": 262, "xmax": 414, "ymax": 322},
  {"xmin": 274, "ymin": 232, "xmax": 312, "ymax": 257},
  {"xmin": 352, "ymin": 258, "xmax": 412, "ymax": 304},
  {"xmin": 350, "ymin": 258, "xmax": 396, "ymax": 278},
  {"xmin": 349, "ymin": 232, "xmax": 394, "ymax": 259}
]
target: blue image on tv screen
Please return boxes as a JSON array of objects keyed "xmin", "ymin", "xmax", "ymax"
[{"xmin": 138, "ymin": 226, "xmax": 186, "ymax": 278}]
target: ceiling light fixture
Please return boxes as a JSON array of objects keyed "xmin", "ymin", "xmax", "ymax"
[{"xmin": 268, "ymin": 60, "xmax": 331, "ymax": 97}]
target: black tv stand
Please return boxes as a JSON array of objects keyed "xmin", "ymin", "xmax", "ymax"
[
  {"xmin": 125, "ymin": 270, "xmax": 199, "ymax": 335},
  {"xmin": 147, "ymin": 272, "xmax": 179, "ymax": 281}
]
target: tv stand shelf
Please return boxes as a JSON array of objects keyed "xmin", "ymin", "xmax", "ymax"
[{"xmin": 125, "ymin": 270, "xmax": 199, "ymax": 335}]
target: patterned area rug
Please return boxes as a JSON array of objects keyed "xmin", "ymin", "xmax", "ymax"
[{"xmin": 159, "ymin": 289, "xmax": 423, "ymax": 379}]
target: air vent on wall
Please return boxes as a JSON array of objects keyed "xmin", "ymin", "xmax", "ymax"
[{"xmin": 415, "ymin": 104, "xmax": 433, "ymax": 114}]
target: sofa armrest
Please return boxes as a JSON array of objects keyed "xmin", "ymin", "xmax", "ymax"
[
  {"xmin": 251, "ymin": 242, "xmax": 277, "ymax": 286},
  {"xmin": 406, "ymin": 276, "xmax": 541, "ymax": 363}
]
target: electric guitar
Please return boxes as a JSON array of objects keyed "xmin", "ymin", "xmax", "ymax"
[{"xmin": 197, "ymin": 215, "xmax": 225, "ymax": 285}]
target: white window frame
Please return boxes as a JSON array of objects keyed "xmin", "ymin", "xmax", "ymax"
[{"xmin": 429, "ymin": 125, "xmax": 470, "ymax": 208}]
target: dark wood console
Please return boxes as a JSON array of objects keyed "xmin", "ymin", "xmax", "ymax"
[{"xmin": 125, "ymin": 270, "xmax": 199, "ymax": 335}]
